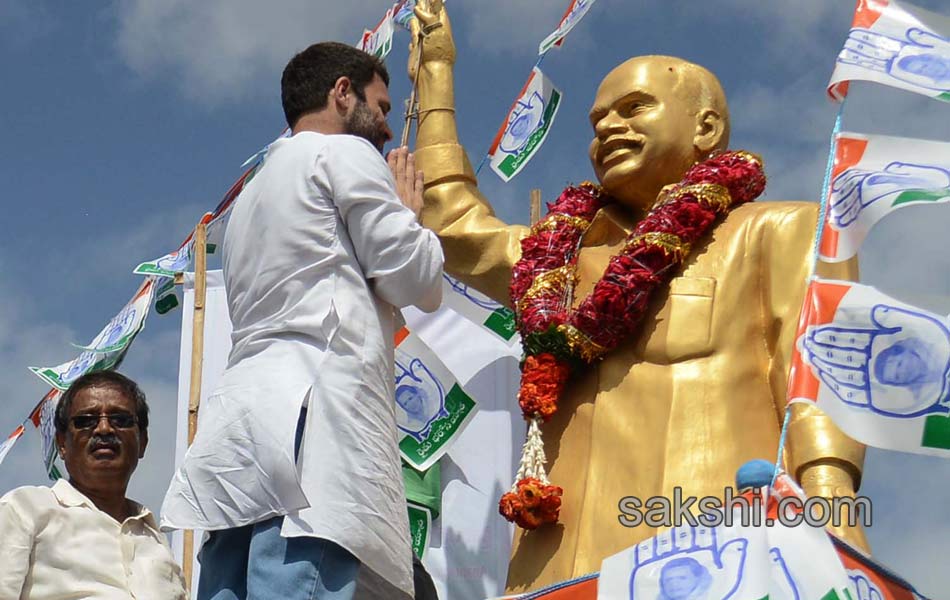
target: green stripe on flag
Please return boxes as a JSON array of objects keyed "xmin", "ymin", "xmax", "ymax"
[
  {"xmin": 921, "ymin": 414, "xmax": 950, "ymax": 450},
  {"xmin": 892, "ymin": 189, "xmax": 950, "ymax": 207},
  {"xmin": 484, "ymin": 307, "xmax": 517, "ymax": 340},
  {"xmin": 938, "ymin": 92, "xmax": 950, "ymax": 103},
  {"xmin": 398, "ymin": 384, "xmax": 476, "ymax": 465}
]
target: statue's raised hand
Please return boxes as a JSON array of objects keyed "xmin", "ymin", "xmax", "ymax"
[
  {"xmin": 801, "ymin": 304, "xmax": 950, "ymax": 418},
  {"xmin": 408, "ymin": 0, "xmax": 456, "ymax": 82},
  {"xmin": 838, "ymin": 27, "xmax": 950, "ymax": 91},
  {"xmin": 628, "ymin": 525, "xmax": 749, "ymax": 599},
  {"xmin": 830, "ymin": 161, "xmax": 950, "ymax": 227}
]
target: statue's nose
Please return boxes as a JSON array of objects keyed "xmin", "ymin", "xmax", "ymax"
[{"xmin": 594, "ymin": 110, "xmax": 628, "ymax": 137}]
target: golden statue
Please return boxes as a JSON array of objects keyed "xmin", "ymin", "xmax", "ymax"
[{"xmin": 408, "ymin": 2, "xmax": 868, "ymax": 593}]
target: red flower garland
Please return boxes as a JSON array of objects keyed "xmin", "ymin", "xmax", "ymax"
[{"xmin": 499, "ymin": 151, "xmax": 766, "ymax": 529}]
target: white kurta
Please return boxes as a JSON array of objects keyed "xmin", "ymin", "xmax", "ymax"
[{"xmin": 160, "ymin": 132, "xmax": 443, "ymax": 594}]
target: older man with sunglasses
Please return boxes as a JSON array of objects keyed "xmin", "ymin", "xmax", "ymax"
[{"xmin": 0, "ymin": 371, "xmax": 186, "ymax": 600}]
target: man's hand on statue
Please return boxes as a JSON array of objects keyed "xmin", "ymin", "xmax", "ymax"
[
  {"xmin": 627, "ymin": 525, "xmax": 749, "ymax": 600},
  {"xmin": 388, "ymin": 146, "xmax": 424, "ymax": 220},
  {"xmin": 830, "ymin": 161, "xmax": 950, "ymax": 227},
  {"xmin": 408, "ymin": 0, "xmax": 455, "ymax": 81},
  {"xmin": 800, "ymin": 304, "xmax": 950, "ymax": 418}
]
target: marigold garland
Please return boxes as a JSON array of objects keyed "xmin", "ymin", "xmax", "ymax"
[{"xmin": 498, "ymin": 150, "xmax": 766, "ymax": 529}]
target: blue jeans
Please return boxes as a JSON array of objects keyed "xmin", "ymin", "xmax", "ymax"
[
  {"xmin": 197, "ymin": 408, "xmax": 359, "ymax": 600},
  {"xmin": 196, "ymin": 517, "xmax": 359, "ymax": 600}
]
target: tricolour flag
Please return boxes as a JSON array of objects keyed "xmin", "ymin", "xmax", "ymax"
[
  {"xmin": 819, "ymin": 131, "xmax": 950, "ymax": 262},
  {"xmin": 764, "ymin": 474, "xmax": 855, "ymax": 600},
  {"xmin": 0, "ymin": 425, "xmax": 25, "ymax": 467},
  {"xmin": 538, "ymin": 0, "xmax": 598, "ymax": 55},
  {"xmin": 788, "ymin": 278, "xmax": 950, "ymax": 456},
  {"xmin": 393, "ymin": 0, "xmax": 416, "ymax": 30},
  {"xmin": 441, "ymin": 274, "xmax": 518, "ymax": 343},
  {"xmin": 598, "ymin": 516, "xmax": 771, "ymax": 600},
  {"xmin": 828, "ymin": 0, "xmax": 950, "ymax": 103},
  {"xmin": 488, "ymin": 67, "xmax": 562, "ymax": 183},
  {"xmin": 356, "ymin": 7, "xmax": 396, "ymax": 60},
  {"xmin": 30, "ymin": 278, "xmax": 156, "ymax": 390},
  {"xmin": 29, "ymin": 389, "xmax": 63, "ymax": 480},
  {"xmin": 394, "ymin": 326, "xmax": 478, "ymax": 471}
]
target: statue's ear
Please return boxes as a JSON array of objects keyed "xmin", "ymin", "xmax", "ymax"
[{"xmin": 694, "ymin": 108, "xmax": 726, "ymax": 155}]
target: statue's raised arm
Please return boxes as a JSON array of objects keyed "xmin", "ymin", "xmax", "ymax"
[{"xmin": 409, "ymin": 1, "xmax": 528, "ymax": 305}]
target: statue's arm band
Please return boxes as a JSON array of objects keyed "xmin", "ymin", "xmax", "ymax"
[{"xmin": 414, "ymin": 143, "xmax": 477, "ymax": 186}]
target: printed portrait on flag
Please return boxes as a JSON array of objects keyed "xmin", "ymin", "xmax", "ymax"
[{"xmin": 394, "ymin": 350, "xmax": 449, "ymax": 442}]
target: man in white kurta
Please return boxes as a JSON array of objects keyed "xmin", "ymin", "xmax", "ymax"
[{"xmin": 161, "ymin": 42, "xmax": 443, "ymax": 600}]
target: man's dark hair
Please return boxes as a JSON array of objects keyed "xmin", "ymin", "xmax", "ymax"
[
  {"xmin": 281, "ymin": 41, "xmax": 390, "ymax": 129},
  {"xmin": 55, "ymin": 371, "xmax": 150, "ymax": 435}
]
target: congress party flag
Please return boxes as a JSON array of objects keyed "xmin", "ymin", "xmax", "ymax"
[
  {"xmin": 598, "ymin": 518, "xmax": 771, "ymax": 600},
  {"xmin": 0, "ymin": 425, "xmax": 25, "ymax": 467},
  {"xmin": 488, "ymin": 67, "xmax": 562, "ymax": 182},
  {"xmin": 30, "ymin": 278, "xmax": 156, "ymax": 391},
  {"xmin": 788, "ymin": 278, "xmax": 950, "ymax": 456},
  {"xmin": 29, "ymin": 390, "xmax": 63, "ymax": 480},
  {"xmin": 394, "ymin": 327, "xmax": 478, "ymax": 471},
  {"xmin": 828, "ymin": 0, "xmax": 950, "ymax": 103},
  {"xmin": 356, "ymin": 7, "xmax": 396, "ymax": 60},
  {"xmin": 441, "ymin": 274, "xmax": 518, "ymax": 343},
  {"xmin": 819, "ymin": 132, "xmax": 950, "ymax": 262},
  {"xmin": 538, "ymin": 0, "xmax": 598, "ymax": 55},
  {"xmin": 765, "ymin": 475, "xmax": 854, "ymax": 600},
  {"xmin": 393, "ymin": 0, "xmax": 416, "ymax": 30}
]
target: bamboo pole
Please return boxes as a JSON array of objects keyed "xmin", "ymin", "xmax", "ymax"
[
  {"xmin": 530, "ymin": 189, "xmax": 542, "ymax": 226},
  {"xmin": 181, "ymin": 223, "xmax": 208, "ymax": 593}
]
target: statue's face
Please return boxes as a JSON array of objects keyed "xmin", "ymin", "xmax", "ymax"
[{"xmin": 588, "ymin": 58, "xmax": 701, "ymax": 209}]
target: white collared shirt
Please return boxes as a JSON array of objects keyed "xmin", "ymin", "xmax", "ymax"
[
  {"xmin": 160, "ymin": 132, "xmax": 444, "ymax": 595},
  {"xmin": 0, "ymin": 479, "xmax": 186, "ymax": 600}
]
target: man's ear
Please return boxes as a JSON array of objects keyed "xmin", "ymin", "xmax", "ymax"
[
  {"xmin": 694, "ymin": 108, "xmax": 726, "ymax": 155},
  {"xmin": 331, "ymin": 76, "xmax": 353, "ymax": 113},
  {"xmin": 138, "ymin": 429, "xmax": 148, "ymax": 459},
  {"xmin": 56, "ymin": 432, "xmax": 66, "ymax": 459}
]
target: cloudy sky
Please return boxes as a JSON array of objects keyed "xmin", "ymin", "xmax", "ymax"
[{"xmin": 1, "ymin": 0, "xmax": 949, "ymax": 596}]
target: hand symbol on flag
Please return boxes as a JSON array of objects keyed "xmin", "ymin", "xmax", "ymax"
[
  {"xmin": 395, "ymin": 354, "xmax": 448, "ymax": 441},
  {"xmin": 443, "ymin": 274, "xmax": 503, "ymax": 310},
  {"xmin": 801, "ymin": 305, "xmax": 950, "ymax": 418},
  {"xmin": 768, "ymin": 548, "xmax": 802, "ymax": 600},
  {"xmin": 628, "ymin": 525, "xmax": 749, "ymax": 600},
  {"xmin": 830, "ymin": 161, "xmax": 950, "ymax": 228},
  {"xmin": 499, "ymin": 92, "xmax": 546, "ymax": 155},
  {"xmin": 848, "ymin": 571, "xmax": 884, "ymax": 600},
  {"xmin": 838, "ymin": 28, "xmax": 950, "ymax": 91}
]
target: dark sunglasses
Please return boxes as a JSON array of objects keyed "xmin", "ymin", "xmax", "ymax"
[{"xmin": 70, "ymin": 413, "xmax": 137, "ymax": 430}]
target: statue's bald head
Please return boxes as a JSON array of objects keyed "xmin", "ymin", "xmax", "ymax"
[{"xmin": 589, "ymin": 55, "xmax": 731, "ymax": 208}]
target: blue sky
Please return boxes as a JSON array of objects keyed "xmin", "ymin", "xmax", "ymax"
[{"xmin": 2, "ymin": 0, "xmax": 949, "ymax": 596}]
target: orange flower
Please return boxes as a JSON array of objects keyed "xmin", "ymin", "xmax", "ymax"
[{"xmin": 498, "ymin": 478, "xmax": 564, "ymax": 529}]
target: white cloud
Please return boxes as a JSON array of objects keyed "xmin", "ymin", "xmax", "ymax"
[{"xmin": 112, "ymin": 0, "xmax": 382, "ymax": 103}]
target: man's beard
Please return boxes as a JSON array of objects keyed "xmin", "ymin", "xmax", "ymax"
[{"xmin": 344, "ymin": 100, "xmax": 387, "ymax": 153}]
